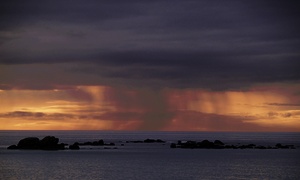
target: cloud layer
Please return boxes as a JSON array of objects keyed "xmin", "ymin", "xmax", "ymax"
[
  {"xmin": 1, "ymin": 1, "xmax": 300, "ymax": 131},
  {"xmin": 1, "ymin": 1, "xmax": 299, "ymax": 90}
]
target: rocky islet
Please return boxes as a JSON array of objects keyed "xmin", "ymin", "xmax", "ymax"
[{"xmin": 7, "ymin": 136, "xmax": 296, "ymax": 150}]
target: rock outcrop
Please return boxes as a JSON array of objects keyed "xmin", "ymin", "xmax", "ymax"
[
  {"xmin": 69, "ymin": 143, "xmax": 80, "ymax": 150},
  {"xmin": 7, "ymin": 136, "xmax": 296, "ymax": 150},
  {"xmin": 170, "ymin": 140, "xmax": 296, "ymax": 149},
  {"xmin": 144, "ymin": 139, "xmax": 165, "ymax": 143},
  {"xmin": 7, "ymin": 136, "xmax": 66, "ymax": 150},
  {"xmin": 40, "ymin": 136, "xmax": 65, "ymax": 150},
  {"xmin": 76, "ymin": 139, "xmax": 115, "ymax": 146},
  {"xmin": 126, "ymin": 139, "xmax": 166, "ymax": 143},
  {"xmin": 17, "ymin": 137, "xmax": 41, "ymax": 149}
]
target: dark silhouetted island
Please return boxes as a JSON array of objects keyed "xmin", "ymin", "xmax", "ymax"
[
  {"xmin": 7, "ymin": 136, "xmax": 117, "ymax": 150},
  {"xmin": 126, "ymin": 139, "xmax": 165, "ymax": 143},
  {"xmin": 7, "ymin": 136, "xmax": 296, "ymax": 150},
  {"xmin": 7, "ymin": 136, "xmax": 66, "ymax": 150},
  {"xmin": 170, "ymin": 140, "xmax": 296, "ymax": 149}
]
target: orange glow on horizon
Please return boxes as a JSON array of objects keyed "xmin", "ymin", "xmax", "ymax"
[
  {"xmin": 0, "ymin": 85, "xmax": 300, "ymax": 131},
  {"xmin": 167, "ymin": 89, "xmax": 300, "ymax": 131}
]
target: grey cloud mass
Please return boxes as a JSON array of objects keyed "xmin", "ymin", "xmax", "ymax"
[{"xmin": 1, "ymin": 0, "xmax": 299, "ymax": 90}]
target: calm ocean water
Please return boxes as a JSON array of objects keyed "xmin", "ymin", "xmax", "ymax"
[{"xmin": 1, "ymin": 131, "xmax": 300, "ymax": 179}]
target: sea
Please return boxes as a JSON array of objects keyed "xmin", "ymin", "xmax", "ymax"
[{"xmin": 0, "ymin": 131, "xmax": 300, "ymax": 180}]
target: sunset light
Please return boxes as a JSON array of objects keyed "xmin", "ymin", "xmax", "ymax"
[
  {"xmin": 1, "ymin": 1, "xmax": 300, "ymax": 179},
  {"xmin": 0, "ymin": 1, "xmax": 299, "ymax": 132},
  {"xmin": 1, "ymin": 85, "xmax": 299, "ymax": 131}
]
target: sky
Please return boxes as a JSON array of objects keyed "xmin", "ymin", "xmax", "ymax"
[{"xmin": 0, "ymin": 0, "xmax": 300, "ymax": 131}]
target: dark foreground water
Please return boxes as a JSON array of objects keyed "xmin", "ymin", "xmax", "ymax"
[{"xmin": 1, "ymin": 131, "xmax": 300, "ymax": 180}]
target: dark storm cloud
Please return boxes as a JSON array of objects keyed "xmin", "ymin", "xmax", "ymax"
[
  {"xmin": 72, "ymin": 50, "xmax": 299, "ymax": 89},
  {"xmin": 1, "ymin": 0, "xmax": 299, "ymax": 90},
  {"xmin": 0, "ymin": 0, "xmax": 142, "ymax": 29}
]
